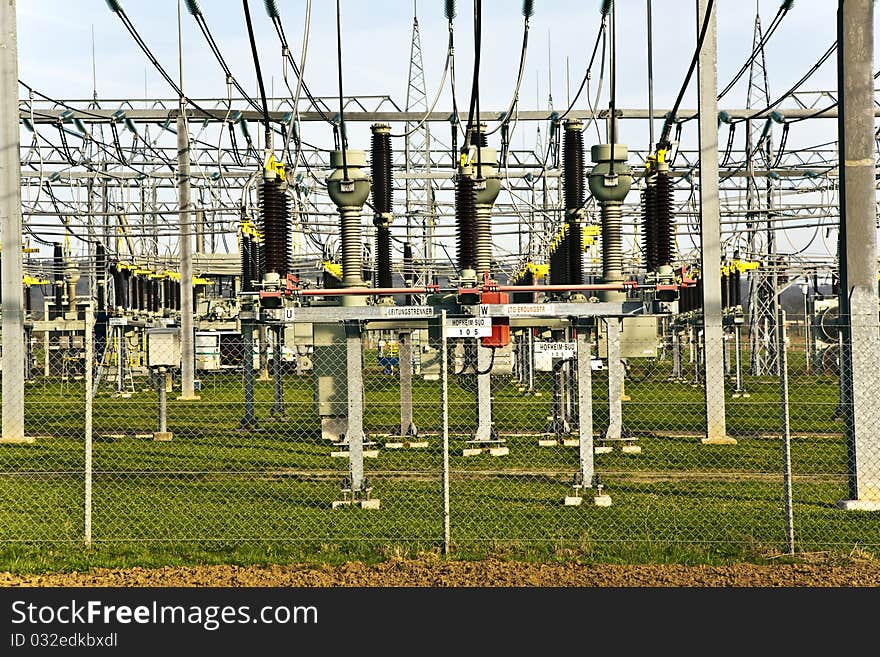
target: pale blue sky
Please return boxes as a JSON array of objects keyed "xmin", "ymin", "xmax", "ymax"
[{"xmin": 16, "ymin": 1, "xmax": 861, "ymax": 120}]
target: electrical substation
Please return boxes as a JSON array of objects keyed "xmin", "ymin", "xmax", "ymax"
[{"xmin": 2, "ymin": 0, "xmax": 880, "ymax": 556}]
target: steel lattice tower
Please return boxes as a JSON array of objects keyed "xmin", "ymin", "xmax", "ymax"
[
  {"xmin": 745, "ymin": 3, "xmax": 779, "ymax": 376},
  {"xmin": 403, "ymin": 1, "xmax": 436, "ymax": 296}
]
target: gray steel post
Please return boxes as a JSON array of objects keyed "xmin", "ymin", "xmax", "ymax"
[
  {"xmin": 195, "ymin": 208, "xmax": 205, "ymax": 255},
  {"xmin": 605, "ymin": 318, "xmax": 623, "ymax": 442},
  {"xmin": 723, "ymin": 329, "xmax": 731, "ymax": 376},
  {"xmin": 474, "ymin": 344, "xmax": 493, "ymax": 442},
  {"xmin": 697, "ymin": 0, "xmax": 731, "ymax": 444},
  {"xmin": 84, "ymin": 304, "xmax": 93, "ymax": 546},
  {"xmin": 116, "ymin": 325, "xmax": 125, "ymax": 395},
  {"xmin": 176, "ymin": 108, "xmax": 197, "ymax": 399},
  {"xmin": 240, "ymin": 319, "xmax": 257, "ymax": 429},
  {"xmin": 270, "ymin": 326, "xmax": 286, "ymax": 418},
  {"xmin": 398, "ymin": 331, "xmax": 415, "ymax": 437},
  {"xmin": 0, "ymin": 0, "xmax": 27, "ymax": 443},
  {"xmin": 837, "ymin": 0, "xmax": 880, "ymax": 508},
  {"xmin": 577, "ymin": 324, "xmax": 595, "ymax": 488},
  {"xmin": 346, "ymin": 324, "xmax": 365, "ymax": 493},
  {"xmin": 526, "ymin": 329, "xmax": 536, "ymax": 394},
  {"xmin": 440, "ymin": 310, "xmax": 450, "ymax": 554},
  {"xmin": 43, "ymin": 331, "xmax": 50, "ymax": 378},
  {"xmin": 734, "ymin": 326, "xmax": 744, "ymax": 394},
  {"xmin": 157, "ymin": 367, "xmax": 168, "ymax": 433},
  {"xmin": 778, "ymin": 309, "xmax": 795, "ymax": 553},
  {"xmin": 672, "ymin": 328, "xmax": 682, "ymax": 379},
  {"xmin": 258, "ymin": 325, "xmax": 270, "ymax": 381}
]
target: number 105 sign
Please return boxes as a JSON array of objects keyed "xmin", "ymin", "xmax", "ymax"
[{"xmin": 445, "ymin": 316, "xmax": 492, "ymax": 338}]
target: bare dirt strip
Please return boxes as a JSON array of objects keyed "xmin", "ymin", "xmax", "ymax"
[{"xmin": 3, "ymin": 557, "xmax": 880, "ymax": 587}]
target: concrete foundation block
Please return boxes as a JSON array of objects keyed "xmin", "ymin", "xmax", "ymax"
[
  {"xmin": 384, "ymin": 442, "xmax": 404, "ymax": 449},
  {"xmin": 331, "ymin": 500, "xmax": 352, "ymax": 509},
  {"xmin": 152, "ymin": 432, "xmax": 173, "ymax": 442},
  {"xmin": 330, "ymin": 450, "xmax": 349, "ymax": 458},
  {"xmin": 836, "ymin": 499, "xmax": 880, "ymax": 511},
  {"xmin": 489, "ymin": 447, "xmax": 509, "ymax": 457},
  {"xmin": 561, "ymin": 439, "xmax": 579, "ymax": 447},
  {"xmin": 462, "ymin": 448, "xmax": 484, "ymax": 457},
  {"xmin": 564, "ymin": 496, "xmax": 584, "ymax": 506},
  {"xmin": 538, "ymin": 439, "xmax": 558, "ymax": 447},
  {"xmin": 407, "ymin": 441, "xmax": 429, "ymax": 448},
  {"xmin": 357, "ymin": 499, "xmax": 381, "ymax": 510},
  {"xmin": 363, "ymin": 450, "xmax": 379, "ymax": 459},
  {"xmin": 593, "ymin": 495, "xmax": 613, "ymax": 507},
  {"xmin": 594, "ymin": 446, "xmax": 613, "ymax": 454},
  {"xmin": 0, "ymin": 436, "xmax": 37, "ymax": 445},
  {"xmin": 701, "ymin": 437, "xmax": 738, "ymax": 445},
  {"xmin": 621, "ymin": 444, "xmax": 642, "ymax": 454}
]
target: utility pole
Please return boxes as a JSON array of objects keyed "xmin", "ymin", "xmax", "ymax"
[
  {"xmin": 697, "ymin": 0, "xmax": 733, "ymax": 445},
  {"xmin": 177, "ymin": 1, "xmax": 197, "ymax": 400},
  {"xmin": 836, "ymin": 0, "xmax": 880, "ymax": 510},
  {"xmin": 0, "ymin": 0, "xmax": 29, "ymax": 443}
]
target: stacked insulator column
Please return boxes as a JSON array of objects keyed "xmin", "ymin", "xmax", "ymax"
[
  {"xmin": 721, "ymin": 269, "xmax": 730, "ymax": 309},
  {"xmin": 456, "ymin": 123, "xmax": 500, "ymax": 280},
  {"xmin": 239, "ymin": 223, "xmax": 262, "ymax": 293},
  {"xmin": 258, "ymin": 175, "xmax": 290, "ymax": 278},
  {"xmin": 52, "ymin": 244, "xmax": 64, "ymax": 320},
  {"xmin": 588, "ymin": 142, "xmax": 633, "ymax": 302},
  {"xmin": 370, "ymin": 124, "xmax": 394, "ymax": 290},
  {"xmin": 112, "ymin": 266, "xmax": 125, "ymax": 310},
  {"xmin": 654, "ymin": 168, "xmax": 674, "ymax": 268},
  {"xmin": 326, "ymin": 150, "xmax": 371, "ymax": 306},
  {"xmin": 469, "ymin": 123, "xmax": 488, "ymax": 147},
  {"xmin": 240, "ymin": 229, "xmax": 253, "ymax": 293},
  {"xmin": 96, "ymin": 244, "xmax": 107, "ymax": 313},
  {"xmin": 642, "ymin": 179, "xmax": 658, "ymax": 272},
  {"xmin": 455, "ymin": 175, "xmax": 477, "ymax": 273},
  {"xmin": 563, "ymin": 120, "xmax": 585, "ymax": 285}
]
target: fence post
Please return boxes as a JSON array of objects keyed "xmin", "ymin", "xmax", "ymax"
[
  {"xmin": 440, "ymin": 310, "xmax": 450, "ymax": 555},
  {"xmin": 777, "ymin": 308, "xmax": 795, "ymax": 555},
  {"xmin": 84, "ymin": 304, "xmax": 94, "ymax": 548}
]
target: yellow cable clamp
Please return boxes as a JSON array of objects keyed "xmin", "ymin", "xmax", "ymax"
[
  {"xmin": 265, "ymin": 154, "xmax": 286, "ymax": 182},
  {"xmin": 322, "ymin": 261, "xmax": 343, "ymax": 280}
]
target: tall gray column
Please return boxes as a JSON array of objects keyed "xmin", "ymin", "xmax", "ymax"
[
  {"xmin": 697, "ymin": 0, "xmax": 732, "ymax": 445},
  {"xmin": 398, "ymin": 331, "xmax": 415, "ymax": 437},
  {"xmin": 474, "ymin": 345, "xmax": 494, "ymax": 442},
  {"xmin": 0, "ymin": 0, "xmax": 28, "ymax": 443},
  {"xmin": 176, "ymin": 108, "xmax": 197, "ymax": 400},
  {"xmin": 346, "ymin": 325, "xmax": 365, "ymax": 493},
  {"xmin": 576, "ymin": 325, "xmax": 595, "ymax": 488},
  {"xmin": 604, "ymin": 318, "xmax": 624, "ymax": 443},
  {"xmin": 836, "ymin": 0, "xmax": 880, "ymax": 509}
]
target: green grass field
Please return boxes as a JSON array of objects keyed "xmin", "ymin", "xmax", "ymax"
[{"xmin": 1, "ymin": 350, "xmax": 877, "ymax": 573}]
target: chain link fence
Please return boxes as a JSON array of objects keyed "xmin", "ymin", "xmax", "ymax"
[{"xmin": 1, "ymin": 310, "xmax": 879, "ymax": 562}]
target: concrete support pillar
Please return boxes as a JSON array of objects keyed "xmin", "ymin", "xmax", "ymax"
[
  {"xmin": 0, "ymin": 0, "xmax": 28, "ymax": 443},
  {"xmin": 836, "ymin": 0, "xmax": 880, "ymax": 509},
  {"xmin": 697, "ymin": 0, "xmax": 732, "ymax": 444}
]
